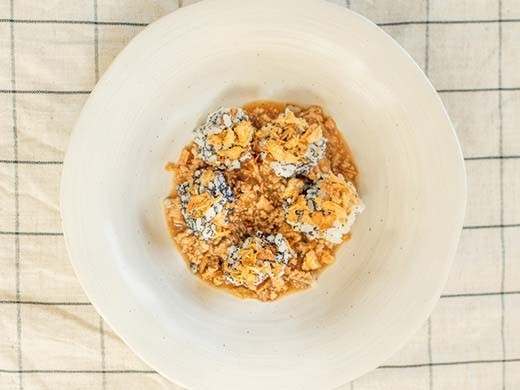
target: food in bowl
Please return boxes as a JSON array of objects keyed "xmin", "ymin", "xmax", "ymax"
[{"xmin": 163, "ymin": 101, "xmax": 364, "ymax": 301}]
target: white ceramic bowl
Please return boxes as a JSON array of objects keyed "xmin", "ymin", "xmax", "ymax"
[{"xmin": 61, "ymin": 0, "xmax": 466, "ymax": 389}]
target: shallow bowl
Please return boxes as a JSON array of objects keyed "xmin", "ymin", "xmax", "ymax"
[{"xmin": 61, "ymin": 1, "xmax": 466, "ymax": 388}]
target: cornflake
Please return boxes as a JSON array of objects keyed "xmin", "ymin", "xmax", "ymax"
[
  {"xmin": 285, "ymin": 173, "xmax": 364, "ymax": 244},
  {"xmin": 194, "ymin": 107, "xmax": 255, "ymax": 170},
  {"xmin": 176, "ymin": 169, "xmax": 235, "ymax": 241},
  {"xmin": 224, "ymin": 233, "xmax": 293, "ymax": 290},
  {"xmin": 257, "ymin": 108, "xmax": 327, "ymax": 178}
]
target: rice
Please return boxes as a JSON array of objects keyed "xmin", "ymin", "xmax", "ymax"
[{"xmin": 163, "ymin": 102, "xmax": 363, "ymax": 301}]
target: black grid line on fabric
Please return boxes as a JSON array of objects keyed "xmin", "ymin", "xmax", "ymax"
[
  {"xmin": 424, "ymin": 1, "xmax": 433, "ymax": 388},
  {"xmin": 441, "ymin": 291, "xmax": 520, "ymax": 299},
  {"xmin": 99, "ymin": 317, "xmax": 106, "ymax": 389},
  {"xmin": 0, "ymin": 301, "xmax": 92, "ymax": 305},
  {"xmin": 427, "ymin": 318, "xmax": 434, "ymax": 388},
  {"xmin": 465, "ymin": 155, "xmax": 520, "ymax": 161},
  {"xmin": 463, "ymin": 223, "xmax": 520, "ymax": 230},
  {"xmin": 0, "ymin": 369, "xmax": 156, "ymax": 374},
  {"xmin": 424, "ymin": 1, "xmax": 430, "ymax": 76},
  {"xmin": 378, "ymin": 19, "xmax": 520, "ymax": 26},
  {"xmin": 0, "ymin": 291, "xmax": 518, "ymax": 307},
  {"xmin": 0, "ymin": 160, "xmax": 64, "ymax": 165},
  {"xmin": 498, "ymin": 1, "xmax": 507, "ymax": 388},
  {"xmin": 380, "ymin": 358, "xmax": 520, "ymax": 369},
  {"xmin": 438, "ymin": 87, "xmax": 520, "ymax": 93},
  {"xmin": 2, "ymin": 358, "xmax": 520, "ymax": 374},
  {"xmin": 94, "ymin": 1, "xmax": 100, "ymax": 82},
  {"xmin": 92, "ymin": 1, "xmax": 107, "ymax": 388},
  {"xmin": 1, "ymin": 87, "xmax": 519, "ymax": 95},
  {"xmin": 0, "ymin": 89, "xmax": 92, "ymax": 94},
  {"xmin": 0, "ymin": 18, "xmax": 148, "ymax": 26},
  {"xmin": 8, "ymin": 1, "xmax": 23, "ymax": 389},
  {"xmin": 0, "ymin": 231, "xmax": 64, "ymax": 236},
  {"xmin": 1, "ymin": 223, "xmax": 518, "ymax": 237},
  {"xmin": 1, "ymin": 156, "xmax": 520, "ymax": 166},
  {"xmin": 1, "ymin": 17, "xmax": 520, "ymax": 27}
]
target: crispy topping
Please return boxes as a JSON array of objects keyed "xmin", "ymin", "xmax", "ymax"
[
  {"xmin": 177, "ymin": 169, "xmax": 235, "ymax": 241},
  {"xmin": 194, "ymin": 107, "xmax": 255, "ymax": 170},
  {"xmin": 224, "ymin": 233, "xmax": 293, "ymax": 290},
  {"xmin": 302, "ymin": 250, "xmax": 321, "ymax": 271},
  {"xmin": 285, "ymin": 173, "xmax": 364, "ymax": 243},
  {"xmin": 164, "ymin": 102, "xmax": 363, "ymax": 301},
  {"xmin": 257, "ymin": 108, "xmax": 328, "ymax": 178}
]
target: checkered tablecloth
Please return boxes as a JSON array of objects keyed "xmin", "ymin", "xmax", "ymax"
[{"xmin": 0, "ymin": 0, "xmax": 519, "ymax": 389}]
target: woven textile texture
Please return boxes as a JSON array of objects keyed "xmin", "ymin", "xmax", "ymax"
[{"xmin": 0, "ymin": 0, "xmax": 519, "ymax": 389}]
